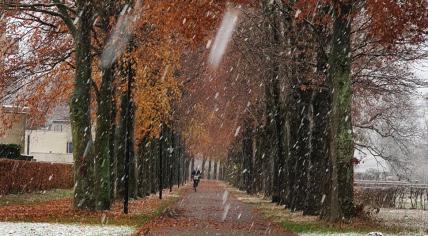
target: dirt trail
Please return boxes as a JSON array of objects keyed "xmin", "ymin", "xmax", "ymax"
[{"xmin": 136, "ymin": 180, "xmax": 295, "ymax": 236}]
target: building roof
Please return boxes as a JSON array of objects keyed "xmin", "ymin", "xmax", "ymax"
[{"xmin": 0, "ymin": 105, "xmax": 29, "ymax": 114}]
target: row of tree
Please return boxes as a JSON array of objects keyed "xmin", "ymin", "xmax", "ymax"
[
  {"xmin": 1, "ymin": 0, "xmax": 426, "ymax": 221},
  {"xmin": 221, "ymin": 1, "xmax": 427, "ymax": 221},
  {"xmin": 180, "ymin": 0, "xmax": 427, "ymax": 222},
  {"xmin": 1, "ymin": 0, "xmax": 230, "ymax": 211}
]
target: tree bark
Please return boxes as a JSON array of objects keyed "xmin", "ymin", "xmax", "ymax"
[
  {"xmin": 207, "ymin": 158, "xmax": 212, "ymax": 180},
  {"xmin": 177, "ymin": 137, "xmax": 181, "ymax": 187},
  {"xmin": 109, "ymin": 91, "xmax": 117, "ymax": 200},
  {"xmin": 262, "ymin": 1, "xmax": 285, "ymax": 203},
  {"xmin": 137, "ymin": 136, "xmax": 149, "ymax": 197},
  {"xmin": 304, "ymin": 25, "xmax": 330, "ymax": 215},
  {"xmin": 169, "ymin": 131, "xmax": 175, "ymax": 192},
  {"xmin": 242, "ymin": 118, "xmax": 254, "ymax": 194},
  {"xmin": 70, "ymin": 2, "xmax": 95, "ymax": 210},
  {"xmin": 159, "ymin": 126, "xmax": 163, "ymax": 199},
  {"xmin": 115, "ymin": 94, "xmax": 126, "ymax": 198},
  {"xmin": 322, "ymin": 1, "xmax": 355, "ymax": 221},
  {"xmin": 93, "ymin": 0, "xmax": 118, "ymax": 211},
  {"xmin": 213, "ymin": 160, "xmax": 218, "ymax": 180},
  {"xmin": 94, "ymin": 66, "xmax": 113, "ymax": 210},
  {"xmin": 191, "ymin": 157, "xmax": 195, "ymax": 174},
  {"xmin": 201, "ymin": 157, "xmax": 207, "ymax": 179},
  {"xmin": 150, "ymin": 140, "xmax": 157, "ymax": 194}
]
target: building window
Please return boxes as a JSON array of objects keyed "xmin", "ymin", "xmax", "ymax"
[
  {"xmin": 53, "ymin": 124, "xmax": 63, "ymax": 132},
  {"xmin": 66, "ymin": 142, "xmax": 73, "ymax": 154}
]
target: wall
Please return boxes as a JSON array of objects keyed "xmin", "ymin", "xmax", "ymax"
[
  {"xmin": 0, "ymin": 112, "xmax": 26, "ymax": 152},
  {"xmin": 25, "ymin": 128, "xmax": 73, "ymax": 163},
  {"xmin": 30, "ymin": 153, "xmax": 73, "ymax": 164}
]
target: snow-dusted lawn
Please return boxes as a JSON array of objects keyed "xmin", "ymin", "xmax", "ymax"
[
  {"xmin": 0, "ymin": 222, "xmax": 133, "ymax": 236},
  {"xmin": 300, "ymin": 234, "xmax": 369, "ymax": 236},
  {"xmin": 301, "ymin": 232, "xmax": 426, "ymax": 236},
  {"xmin": 377, "ymin": 208, "xmax": 428, "ymax": 232}
]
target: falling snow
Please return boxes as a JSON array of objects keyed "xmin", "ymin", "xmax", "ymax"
[{"xmin": 208, "ymin": 7, "xmax": 240, "ymax": 69}]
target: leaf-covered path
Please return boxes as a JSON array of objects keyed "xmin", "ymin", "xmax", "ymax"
[{"xmin": 136, "ymin": 180, "xmax": 295, "ymax": 235}]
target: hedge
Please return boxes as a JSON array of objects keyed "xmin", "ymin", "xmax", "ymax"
[
  {"xmin": 0, "ymin": 144, "xmax": 21, "ymax": 159},
  {"xmin": 0, "ymin": 158, "xmax": 73, "ymax": 195}
]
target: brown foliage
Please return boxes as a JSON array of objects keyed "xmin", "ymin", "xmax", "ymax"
[{"xmin": 0, "ymin": 159, "xmax": 73, "ymax": 195}]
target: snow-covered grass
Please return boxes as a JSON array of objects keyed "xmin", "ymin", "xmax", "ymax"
[
  {"xmin": 376, "ymin": 208, "xmax": 428, "ymax": 232},
  {"xmin": 0, "ymin": 222, "xmax": 133, "ymax": 236},
  {"xmin": 300, "ymin": 232, "xmax": 428, "ymax": 236},
  {"xmin": 300, "ymin": 233, "xmax": 369, "ymax": 236},
  {"xmin": 223, "ymin": 183, "xmax": 424, "ymax": 236}
]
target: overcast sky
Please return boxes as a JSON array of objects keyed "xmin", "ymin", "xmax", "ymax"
[{"xmin": 414, "ymin": 59, "xmax": 428, "ymax": 95}]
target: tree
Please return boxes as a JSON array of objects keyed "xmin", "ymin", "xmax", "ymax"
[
  {"xmin": 2, "ymin": 0, "xmax": 100, "ymax": 210},
  {"xmin": 321, "ymin": 1, "xmax": 354, "ymax": 221}
]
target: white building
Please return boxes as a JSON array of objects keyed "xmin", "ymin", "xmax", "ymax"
[
  {"xmin": 0, "ymin": 105, "xmax": 27, "ymax": 152},
  {"xmin": 25, "ymin": 108, "xmax": 73, "ymax": 164}
]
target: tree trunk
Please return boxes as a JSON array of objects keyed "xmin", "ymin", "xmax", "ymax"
[
  {"xmin": 169, "ymin": 132, "xmax": 175, "ymax": 192},
  {"xmin": 150, "ymin": 140, "xmax": 157, "ymax": 194},
  {"xmin": 115, "ymin": 94, "xmax": 136, "ymax": 199},
  {"xmin": 94, "ymin": 66, "xmax": 113, "ymax": 210},
  {"xmin": 115, "ymin": 94, "xmax": 126, "ymax": 198},
  {"xmin": 177, "ymin": 137, "xmax": 181, "ymax": 188},
  {"xmin": 128, "ymin": 102, "xmax": 137, "ymax": 199},
  {"xmin": 304, "ymin": 26, "xmax": 330, "ymax": 215},
  {"xmin": 287, "ymin": 24, "xmax": 312, "ymax": 210},
  {"xmin": 70, "ymin": 2, "xmax": 95, "ymax": 210},
  {"xmin": 137, "ymin": 136, "xmax": 149, "ymax": 197},
  {"xmin": 303, "ymin": 88, "xmax": 330, "ymax": 215},
  {"xmin": 262, "ymin": 1, "xmax": 286, "ymax": 204},
  {"xmin": 207, "ymin": 159, "xmax": 212, "ymax": 180},
  {"xmin": 218, "ymin": 161, "xmax": 222, "ymax": 180},
  {"xmin": 159, "ymin": 126, "xmax": 163, "ymax": 199},
  {"xmin": 94, "ymin": 0, "xmax": 117, "ymax": 211},
  {"xmin": 242, "ymin": 118, "xmax": 254, "ymax": 194},
  {"xmin": 181, "ymin": 154, "xmax": 186, "ymax": 185},
  {"xmin": 213, "ymin": 160, "xmax": 218, "ymax": 180},
  {"xmin": 152, "ymin": 139, "xmax": 159, "ymax": 193},
  {"xmin": 201, "ymin": 157, "xmax": 207, "ymax": 179},
  {"xmin": 260, "ymin": 126, "xmax": 272, "ymax": 197},
  {"xmin": 109, "ymin": 92, "xmax": 117, "ymax": 200},
  {"xmin": 191, "ymin": 157, "xmax": 195, "ymax": 174},
  {"xmin": 322, "ymin": 1, "xmax": 355, "ymax": 222}
]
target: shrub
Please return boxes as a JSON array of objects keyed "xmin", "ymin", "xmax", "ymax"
[
  {"xmin": 0, "ymin": 158, "xmax": 73, "ymax": 195},
  {"xmin": 14, "ymin": 155, "xmax": 34, "ymax": 161},
  {"xmin": 0, "ymin": 144, "xmax": 21, "ymax": 159}
]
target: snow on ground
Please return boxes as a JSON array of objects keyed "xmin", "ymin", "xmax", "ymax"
[
  {"xmin": 377, "ymin": 208, "xmax": 428, "ymax": 232},
  {"xmin": 300, "ymin": 233, "xmax": 428, "ymax": 236},
  {"xmin": 300, "ymin": 233, "xmax": 369, "ymax": 236},
  {"xmin": 0, "ymin": 222, "xmax": 133, "ymax": 236}
]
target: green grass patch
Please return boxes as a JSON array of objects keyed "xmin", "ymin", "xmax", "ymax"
[
  {"xmin": 0, "ymin": 189, "xmax": 72, "ymax": 206},
  {"xmin": 281, "ymin": 220, "xmax": 336, "ymax": 234}
]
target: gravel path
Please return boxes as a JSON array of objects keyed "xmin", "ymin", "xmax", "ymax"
[
  {"xmin": 0, "ymin": 222, "xmax": 133, "ymax": 236},
  {"xmin": 137, "ymin": 180, "xmax": 294, "ymax": 235}
]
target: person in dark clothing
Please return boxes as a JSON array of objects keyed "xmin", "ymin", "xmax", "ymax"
[
  {"xmin": 191, "ymin": 169, "xmax": 196, "ymax": 179},
  {"xmin": 191, "ymin": 167, "xmax": 201, "ymax": 180},
  {"xmin": 191, "ymin": 167, "xmax": 201, "ymax": 191}
]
